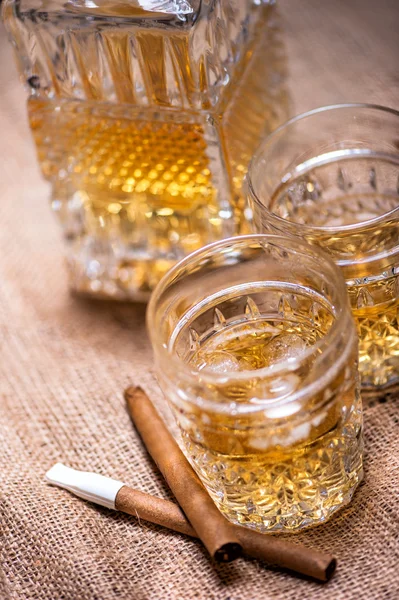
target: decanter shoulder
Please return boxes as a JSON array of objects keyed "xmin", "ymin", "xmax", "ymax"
[{"xmin": 2, "ymin": 0, "xmax": 270, "ymax": 109}]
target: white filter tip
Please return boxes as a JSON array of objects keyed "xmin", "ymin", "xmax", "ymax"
[{"xmin": 45, "ymin": 463, "xmax": 125, "ymax": 510}]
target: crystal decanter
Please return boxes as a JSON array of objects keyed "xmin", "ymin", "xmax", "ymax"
[{"xmin": 3, "ymin": 0, "xmax": 288, "ymax": 300}]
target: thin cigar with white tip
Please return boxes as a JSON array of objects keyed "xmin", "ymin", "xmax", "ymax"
[{"xmin": 45, "ymin": 463, "xmax": 336, "ymax": 582}]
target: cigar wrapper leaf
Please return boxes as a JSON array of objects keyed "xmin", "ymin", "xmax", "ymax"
[
  {"xmin": 45, "ymin": 463, "xmax": 336, "ymax": 582},
  {"xmin": 124, "ymin": 386, "xmax": 242, "ymax": 563}
]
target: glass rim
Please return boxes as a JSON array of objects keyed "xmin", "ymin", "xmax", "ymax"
[
  {"xmin": 147, "ymin": 234, "xmax": 354, "ymax": 395},
  {"xmin": 247, "ymin": 102, "xmax": 399, "ymax": 235}
]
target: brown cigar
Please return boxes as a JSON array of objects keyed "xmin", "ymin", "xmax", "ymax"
[
  {"xmin": 124, "ymin": 386, "xmax": 242, "ymax": 563},
  {"xmin": 124, "ymin": 386, "xmax": 336, "ymax": 581},
  {"xmin": 115, "ymin": 484, "xmax": 336, "ymax": 582}
]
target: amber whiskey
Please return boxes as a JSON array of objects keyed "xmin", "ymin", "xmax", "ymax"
[
  {"xmin": 178, "ymin": 291, "xmax": 362, "ymax": 530},
  {"xmin": 265, "ymin": 157, "xmax": 399, "ymax": 390}
]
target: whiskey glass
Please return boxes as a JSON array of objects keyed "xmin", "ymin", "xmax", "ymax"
[
  {"xmin": 147, "ymin": 235, "xmax": 363, "ymax": 532},
  {"xmin": 248, "ymin": 104, "xmax": 399, "ymax": 393}
]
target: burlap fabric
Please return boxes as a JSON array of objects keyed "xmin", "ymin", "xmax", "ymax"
[{"xmin": 1, "ymin": 1, "xmax": 399, "ymax": 597}]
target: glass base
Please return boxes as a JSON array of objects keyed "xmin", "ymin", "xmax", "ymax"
[
  {"xmin": 182, "ymin": 413, "xmax": 363, "ymax": 533},
  {"xmin": 66, "ymin": 239, "xmax": 183, "ymax": 302}
]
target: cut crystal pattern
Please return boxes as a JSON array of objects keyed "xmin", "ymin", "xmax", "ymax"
[
  {"xmin": 171, "ymin": 278, "xmax": 362, "ymax": 531},
  {"xmin": 244, "ymin": 297, "xmax": 261, "ymax": 319},
  {"xmin": 3, "ymin": 0, "xmax": 289, "ymax": 299},
  {"xmin": 265, "ymin": 153, "xmax": 399, "ymax": 390},
  {"xmin": 213, "ymin": 308, "xmax": 227, "ymax": 328}
]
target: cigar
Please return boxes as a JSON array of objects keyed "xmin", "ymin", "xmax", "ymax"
[
  {"xmin": 124, "ymin": 386, "xmax": 337, "ymax": 582},
  {"xmin": 116, "ymin": 486, "xmax": 336, "ymax": 582},
  {"xmin": 46, "ymin": 463, "xmax": 336, "ymax": 582},
  {"xmin": 124, "ymin": 386, "xmax": 242, "ymax": 562}
]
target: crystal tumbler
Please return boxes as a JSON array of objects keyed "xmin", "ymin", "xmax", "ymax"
[
  {"xmin": 147, "ymin": 235, "xmax": 363, "ymax": 532},
  {"xmin": 248, "ymin": 104, "xmax": 399, "ymax": 392}
]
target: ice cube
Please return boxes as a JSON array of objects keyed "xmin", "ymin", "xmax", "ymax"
[
  {"xmin": 279, "ymin": 422, "xmax": 311, "ymax": 446},
  {"xmin": 252, "ymin": 374, "xmax": 300, "ymax": 405},
  {"xmin": 263, "ymin": 333, "xmax": 307, "ymax": 366},
  {"xmin": 202, "ymin": 351, "xmax": 240, "ymax": 373},
  {"xmin": 264, "ymin": 398, "xmax": 301, "ymax": 419},
  {"xmin": 248, "ymin": 435, "xmax": 271, "ymax": 451}
]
